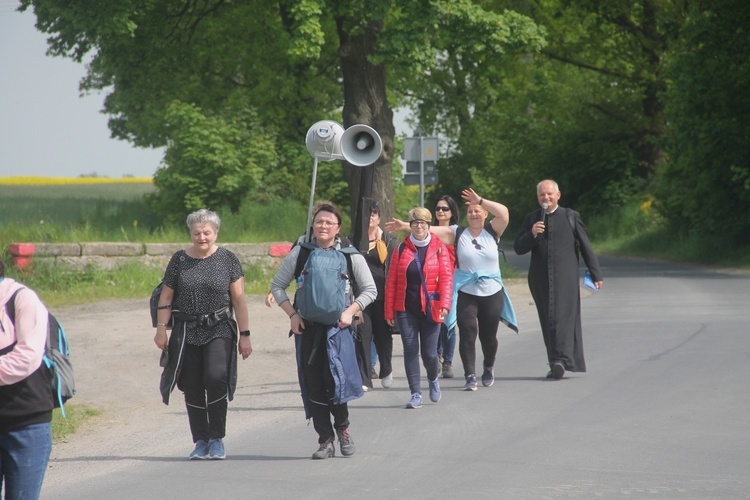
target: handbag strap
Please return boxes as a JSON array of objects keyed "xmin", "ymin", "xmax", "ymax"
[{"xmin": 412, "ymin": 248, "xmax": 432, "ymax": 317}]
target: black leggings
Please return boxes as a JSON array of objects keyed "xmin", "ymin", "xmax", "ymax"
[
  {"xmin": 180, "ymin": 337, "xmax": 232, "ymax": 443},
  {"xmin": 457, "ymin": 290, "xmax": 504, "ymax": 377}
]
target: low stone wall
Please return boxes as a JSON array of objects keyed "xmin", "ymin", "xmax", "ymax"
[{"xmin": 7, "ymin": 242, "xmax": 294, "ymax": 271}]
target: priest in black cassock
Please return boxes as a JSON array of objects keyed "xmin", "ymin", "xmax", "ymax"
[{"xmin": 514, "ymin": 180, "xmax": 603, "ymax": 379}]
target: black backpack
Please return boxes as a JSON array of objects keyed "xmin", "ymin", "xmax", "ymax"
[
  {"xmin": 150, "ymin": 251, "xmax": 184, "ymax": 328},
  {"xmin": 150, "ymin": 282, "xmax": 172, "ymax": 328},
  {"xmin": 5, "ymin": 289, "xmax": 76, "ymax": 417}
]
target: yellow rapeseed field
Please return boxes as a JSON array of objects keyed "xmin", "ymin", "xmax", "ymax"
[{"xmin": 0, "ymin": 176, "xmax": 152, "ymax": 185}]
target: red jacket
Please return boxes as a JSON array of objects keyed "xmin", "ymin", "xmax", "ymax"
[{"xmin": 385, "ymin": 234, "xmax": 453, "ymax": 320}]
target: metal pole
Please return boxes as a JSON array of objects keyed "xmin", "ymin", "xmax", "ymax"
[
  {"xmin": 304, "ymin": 156, "xmax": 320, "ymax": 243},
  {"xmin": 419, "ymin": 135, "xmax": 425, "ymax": 207}
]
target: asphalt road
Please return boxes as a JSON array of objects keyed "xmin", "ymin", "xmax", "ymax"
[{"xmin": 41, "ymin": 251, "xmax": 750, "ymax": 499}]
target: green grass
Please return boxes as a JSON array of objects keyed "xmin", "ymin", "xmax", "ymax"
[
  {"xmin": 587, "ymin": 200, "xmax": 750, "ymax": 269},
  {"xmin": 52, "ymin": 405, "xmax": 102, "ymax": 443},
  {"xmin": 0, "ymin": 183, "xmax": 308, "ymax": 246},
  {"xmin": 5, "ymin": 256, "xmax": 277, "ymax": 308}
]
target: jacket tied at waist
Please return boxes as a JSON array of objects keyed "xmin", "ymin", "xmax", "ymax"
[{"xmin": 171, "ymin": 306, "xmax": 232, "ymax": 328}]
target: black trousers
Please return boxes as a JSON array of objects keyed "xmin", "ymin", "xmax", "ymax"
[
  {"xmin": 457, "ymin": 290, "xmax": 504, "ymax": 377},
  {"xmin": 358, "ymin": 300, "xmax": 393, "ymax": 383},
  {"xmin": 179, "ymin": 337, "xmax": 232, "ymax": 443},
  {"xmin": 300, "ymin": 323, "xmax": 349, "ymax": 444}
]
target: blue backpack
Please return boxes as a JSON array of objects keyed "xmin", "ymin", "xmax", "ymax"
[
  {"xmin": 6, "ymin": 289, "xmax": 76, "ymax": 417},
  {"xmin": 293, "ymin": 242, "xmax": 358, "ymax": 325}
]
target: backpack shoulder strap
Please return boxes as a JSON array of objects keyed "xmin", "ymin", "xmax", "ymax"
[
  {"xmin": 293, "ymin": 243, "xmax": 316, "ymax": 279},
  {"xmin": 4, "ymin": 288, "xmax": 24, "ymax": 325},
  {"xmin": 454, "ymin": 226, "xmax": 466, "ymax": 268},
  {"xmin": 484, "ymin": 221, "xmax": 498, "ymax": 240},
  {"xmin": 341, "ymin": 252, "xmax": 357, "ymax": 297}
]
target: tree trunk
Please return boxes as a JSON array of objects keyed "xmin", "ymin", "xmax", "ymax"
[{"xmin": 337, "ymin": 18, "xmax": 396, "ymax": 247}]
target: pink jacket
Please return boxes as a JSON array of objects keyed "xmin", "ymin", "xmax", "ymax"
[{"xmin": 0, "ymin": 279, "xmax": 48, "ymax": 386}]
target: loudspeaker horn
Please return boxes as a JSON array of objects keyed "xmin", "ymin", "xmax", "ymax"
[
  {"xmin": 305, "ymin": 121, "xmax": 345, "ymax": 161},
  {"xmin": 340, "ymin": 124, "xmax": 383, "ymax": 167}
]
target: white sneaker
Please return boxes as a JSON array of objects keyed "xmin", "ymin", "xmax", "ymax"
[
  {"xmin": 380, "ymin": 372, "xmax": 393, "ymax": 389},
  {"xmin": 362, "ymin": 385, "xmax": 369, "ymax": 392}
]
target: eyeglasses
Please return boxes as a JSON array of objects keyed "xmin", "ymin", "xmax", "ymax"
[
  {"xmin": 435, "ymin": 206, "xmax": 451, "ymax": 212},
  {"xmin": 410, "ymin": 220, "xmax": 429, "ymax": 227},
  {"xmin": 314, "ymin": 220, "xmax": 339, "ymax": 228},
  {"xmin": 471, "ymin": 239, "xmax": 483, "ymax": 250}
]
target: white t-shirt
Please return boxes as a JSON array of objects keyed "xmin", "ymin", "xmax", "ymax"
[{"xmin": 452, "ymin": 225, "xmax": 502, "ymax": 297}]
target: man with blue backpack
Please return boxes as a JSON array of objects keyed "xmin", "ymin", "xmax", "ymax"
[
  {"xmin": 0, "ymin": 258, "xmax": 54, "ymax": 500},
  {"xmin": 271, "ymin": 202, "xmax": 376, "ymax": 460}
]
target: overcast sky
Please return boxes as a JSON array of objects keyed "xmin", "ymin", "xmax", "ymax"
[
  {"xmin": 1, "ymin": 4, "xmax": 163, "ymax": 178},
  {"xmin": 0, "ymin": 3, "xmax": 415, "ymax": 179}
]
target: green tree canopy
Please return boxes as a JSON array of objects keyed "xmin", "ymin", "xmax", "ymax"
[
  {"xmin": 21, "ymin": 0, "xmax": 545, "ymax": 227},
  {"xmin": 657, "ymin": 0, "xmax": 750, "ymax": 243}
]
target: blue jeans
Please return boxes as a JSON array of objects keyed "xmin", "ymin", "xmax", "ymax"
[
  {"xmin": 396, "ymin": 311, "xmax": 441, "ymax": 395},
  {"xmin": 0, "ymin": 422, "xmax": 52, "ymax": 500},
  {"xmin": 437, "ymin": 324, "xmax": 456, "ymax": 365}
]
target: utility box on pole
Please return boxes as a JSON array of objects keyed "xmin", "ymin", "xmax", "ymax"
[{"xmin": 402, "ymin": 128, "xmax": 439, "ymax": 206}]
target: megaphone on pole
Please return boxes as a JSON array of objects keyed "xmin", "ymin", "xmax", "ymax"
[
  {"xmin": 303, "ymin": 121, "xmax": 383, "ymax": 241},
  {"xmin": 340, "ymin": 124, "xmax": 383, "ymax": 167},
  {"xmin": 305, "ymin": 121, "xmax": 383, "ymax": 166}
]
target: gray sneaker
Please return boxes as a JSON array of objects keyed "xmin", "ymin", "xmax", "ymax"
[
  {"xmin": 481, "ymin": 366, "xmax": 494, "ymax": 387},
  {"xmin": 405, "ymin": 393, "xmax": 423, "ymax": 409},
  {"xmin": 441, "ymin": 363, "xmax": 454, "ymax": 378},
  {"xmin": 428, "ymin": 378, "xmax": 441, "ymax": 402},
  {"xmin": 336, "ymin": 428, "xmax": 355, "ymax": 456},
  {"xmin": 208, "ymin": 438, "xmax": 226, "ymax": 460},
  {"xmin": 189, "ymin": 440, "xmax": 209, "ymax": 460},
  {"xmin": 312, "ymin": 437, "xmax": 335, "ymax": 459},
  {"xmin": 464, "ymin": 374, "xmax": 478, "ymax": 391}
]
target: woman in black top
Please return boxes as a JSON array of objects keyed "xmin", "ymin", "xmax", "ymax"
[
  {"xmin": 353, "ymin": 202, "xmax": 398, "ymax": 390},
  {"xmin": 154, "ymin": 209, "xmax": 251, "ymax": 461}
]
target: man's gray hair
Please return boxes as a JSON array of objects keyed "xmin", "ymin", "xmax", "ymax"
[
  {"xmin": 536, "ymin": 179, "xmax": 560, "ymax": 193},
  {"xmin": 186, "ymin": 209, "xmax": 221, "ymax": 232}
]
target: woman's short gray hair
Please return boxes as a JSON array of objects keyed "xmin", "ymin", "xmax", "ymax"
[{"xmin": 186, "ymin": 209, "xmax": 221, "ymax": 232}]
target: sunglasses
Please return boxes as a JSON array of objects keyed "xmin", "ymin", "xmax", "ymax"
[
  {"xmin": 435, "ymin": 206, "xmax": 451, "ymax": 212},
  {"xmin": 471, "ymin": 239, "xmax": 483, "ymax": 250}
]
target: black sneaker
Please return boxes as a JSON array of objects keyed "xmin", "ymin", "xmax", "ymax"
[
  {"xmin": 312, "ymin": 438, "xmax": 335, "ymax": 459},
  {"xmin": 551, "ymin": 361, "xmax": 565, "ymax": 380},
  {"xmin": 336, "ymin": 428, "xmax": 355, "ymax": 456},
  {"xmin": 481, "ymin": 366, "xmax": 494, "ymax": 387}
]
